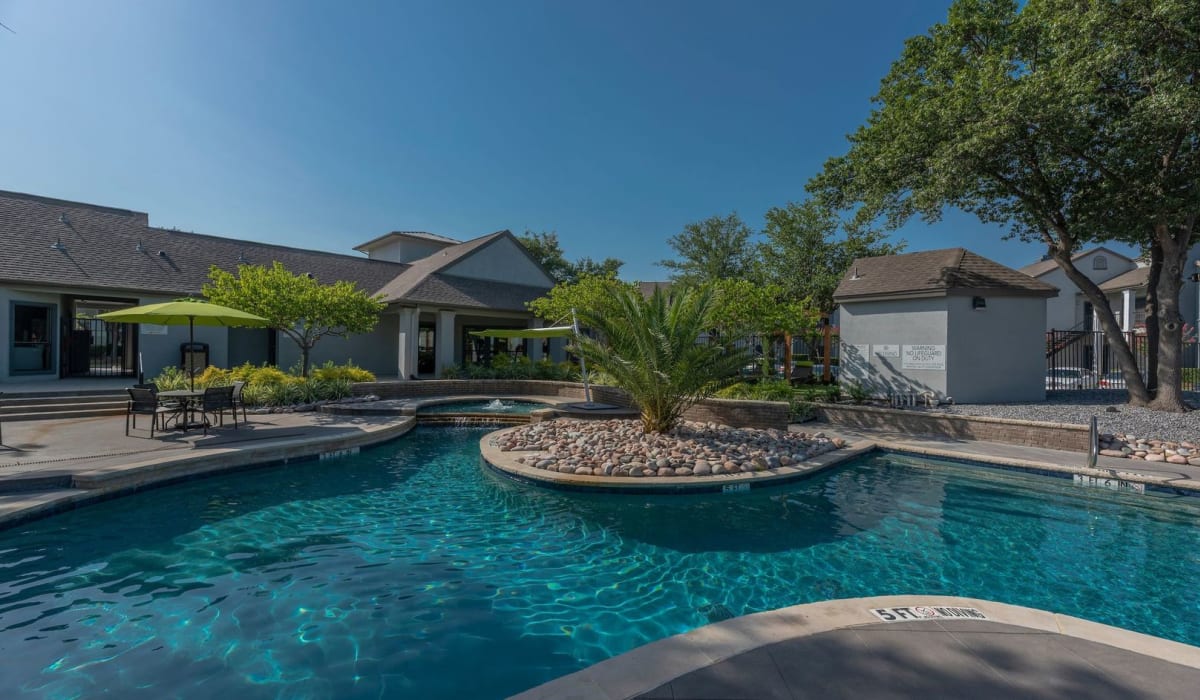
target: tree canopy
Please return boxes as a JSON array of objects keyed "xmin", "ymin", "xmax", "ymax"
[
  {"xmin": 760, "ymin": 199, "xmax": 904, "ymax": 317},
  {"xmin": 518, "ymin": 230, "xmax": 623, "ymax": 284},
  {"xmin": 658, "ymin": 213, "xmax": 756, "ymax": 285},
  {"xmin": 204, "ymin": 262, "xmax": 386, "ymax": 376},
  {"xmin": 809, "ymin": 0, "xmax": 1200, "ymax": 410}
]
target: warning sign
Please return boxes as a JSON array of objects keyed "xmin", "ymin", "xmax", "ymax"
[{"xmin": 901, "ymin": 345, "xmax": 946, "ymax": 370}]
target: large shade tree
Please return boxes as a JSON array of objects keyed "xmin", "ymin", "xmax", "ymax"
[
  {"xmin": 574, "ymin": 285, "xmax": 748, "ymax": 433},
  {"xmin": 760, "ymin": 199, "xmax": 904, "ymax": 379},
  {"xmin": 658, "ymin": 213, "xmax": 756, "ymax": 285},
  {"xmin": 518, "ymin": 230, "xmax": 623, "ymax": 284},
  {"xmin": 204, "ymin": 262, "xmax": 386, "ymax": 376},
  {"xmin": 810, "ymin": 0, "xmax": 1200, "ymax": 411}
]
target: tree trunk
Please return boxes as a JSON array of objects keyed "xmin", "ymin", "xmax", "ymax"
[
  {"xmin": 1148, "ymin": 227, "xmax": 1191, "ymax": 412},
  {"xmin": 822, "ymin": 320, "xmax": 833, "ymax": 383},
  {"xmin": 1051, "ymin": 250, "xmax": 1152, "ymax": 405},
  {"xmin": 783, "ymin": 332, "xmax": 793, "ymax": 382},
  {"xmin": 1144, "ymin": 242, "xmax": 1163, "ymax": 394},
  {"xmin": 301, "ymin": 346, "xmax": 311, "ymax": 378}
]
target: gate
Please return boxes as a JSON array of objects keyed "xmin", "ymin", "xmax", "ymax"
[{"xmin": 62, "ymin": 316, "xmax": 137, "ymax": 377}]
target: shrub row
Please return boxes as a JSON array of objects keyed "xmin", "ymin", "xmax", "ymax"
[
  {"xmin": 440, "ymin": 355, "xmax": 578, "ymax": 381},
  {"xmin": 150, "ymin": 361, "xmax": 375, "ymax": 407}
]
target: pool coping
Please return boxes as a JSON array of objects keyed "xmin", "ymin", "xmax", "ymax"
[
  {"xmin": 509, "ymin": 595, "xmax": 1200, "ymax": 700},
  {"xmin": 479, "ymin": 425, "xmax": 870, "ymax": 494},
  {"xmin": 849, "ymin": 431, "xmax": 1200, "ymax": 495},
  {"xmin": 0, "ymin": 416, "xmax": 416, "ymax": 531}
]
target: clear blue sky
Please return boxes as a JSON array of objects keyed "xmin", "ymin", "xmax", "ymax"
[{"xmin": 0, "ymin": 0, "xmax": 1136, "ymax": 280}]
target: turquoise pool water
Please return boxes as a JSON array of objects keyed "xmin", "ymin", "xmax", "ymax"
[
  {"xmin": 1, "ymin": 427, "xmax": 1198, "ymax": 699},
  {"xmin": 419, "ymin": 399, "xmax": 549, "ymax": 414}
]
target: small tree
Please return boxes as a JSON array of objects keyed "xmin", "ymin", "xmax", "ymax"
[
  {"xmin": 527, "ymin": 272, "xmax": 640, "ymax": 325},
  {"xmin": 204, "ymin": 262, "xmax": 386, "ymax": 376},
  {"xmin": 705, "ymin": 278, "xmax": 820, "ymax": 378},
  {"xmin": 575, "ymin": 285, "xmax": 748, "ymax": 433}
]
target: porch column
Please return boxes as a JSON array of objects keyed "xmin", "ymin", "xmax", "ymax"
[
  {"xmin": 1121, "ymin": 289, "xmax": 1135, "ymax": 332},
  {"xmin": 527, "ymin": 318, "xmax": 544, "ymax": 362},
  {"xmin": 435, "ymin": 309, "xmax": 456, "ymax": 377},
  {"xmin": 397, "ymin": 307, "xmax": 420, "ymax": 380}
]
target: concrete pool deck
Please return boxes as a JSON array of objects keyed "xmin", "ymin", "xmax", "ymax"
[{"xmin": 512, "ymin": 596, "xmax": 1200, "ymax": 700}]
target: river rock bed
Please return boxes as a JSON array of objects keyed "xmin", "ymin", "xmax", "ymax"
[
  {"xmin": 494, "ymin": 418, "xmax": 845, "ymax": 477},
  {"xmin": 1099, "ymin": 434, "xmax": 1200, "ymax": 464}
]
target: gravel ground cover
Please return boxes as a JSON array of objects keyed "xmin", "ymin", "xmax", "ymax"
[{"xmin": 919, "ymin": 390, "xmax": 1200, "ymax": 444}]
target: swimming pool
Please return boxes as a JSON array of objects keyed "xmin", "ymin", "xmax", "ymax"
[
  {"xmin": 1, "ymin": 427, "xmax": 1197, "ymax": 699},
  {"xmin": 418, "ymin": 399, "xmax": 550, "ymax": 414}
]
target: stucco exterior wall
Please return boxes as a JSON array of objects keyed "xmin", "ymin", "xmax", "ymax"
[
  {"xmin": 363, "ymin": 237, "xmax": 450, "ymax": 264},
  {"xmin": 275, "ymin": 313, "xmax": 400, "ymax": 376},
  {"xmin": 443, "ymin": 237, "xmax": 553, "ymax": 286},
  {"xmin": 946, "ymin": 294, "xmax": 1047, "ymax": 403},
  {"xmin": 1036, "ymin": 251, "xmax": 1134, "ymax": 331},
  {"xmin": 838, "ymin": 298, "xmax": 949, "ymax": 398}
]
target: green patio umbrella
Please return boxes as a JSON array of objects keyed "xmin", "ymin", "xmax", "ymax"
[{"xmin": 98, "ymin": 299, "xmax": 270, "ymax": 390}]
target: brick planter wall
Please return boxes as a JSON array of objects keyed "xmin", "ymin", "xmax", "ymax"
[
  {"xmin": 352, "ymin": 380, "xmax": 789, "ymax": 430},
  {"xmin": 813, "ymin": 403, "xmax": 1089, "ymax": 452}
]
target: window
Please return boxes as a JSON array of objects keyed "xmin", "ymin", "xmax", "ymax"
[
  {"xmin": 1093, "ymin": 255, "xmax": 1108, "ymax": 270},
  {"xmin": 10, "ymin": 302, "xmax": 56, "ymax": 374}
]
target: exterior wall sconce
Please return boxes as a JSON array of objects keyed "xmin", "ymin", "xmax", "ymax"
[{"xmin": 972, "ymin": 296, "xmax": 987, "ymax": 310}]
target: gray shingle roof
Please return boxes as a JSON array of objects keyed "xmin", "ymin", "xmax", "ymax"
[
  {"xmin": 405, "ymin": 274, "xmax": 552, "ymax": 311},
  {"xmin": 0, "ymin": 190, "xmax": 407, "ymax": 297},
  {"xmin": 834, "ymin": 248, "xmax": 1058, "ymax": 302},
  {"xmin": 353, "ymin": 230, "xmax": 460, "ymax": 251},
  {"xmin": 1098, "ymin": 266, "xmax": 1150, "ymax": 292}
]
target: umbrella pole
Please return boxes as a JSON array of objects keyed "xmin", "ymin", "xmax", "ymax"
[
  {"xmin": 572, "ymin": 308, "xmax": 592, "ymax": 404},
  {"xmin": 189, "ymin": 317, "xmax": 195, "ymax": 391}
]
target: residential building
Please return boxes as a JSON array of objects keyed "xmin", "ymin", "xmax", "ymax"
[{"xmin": 0, "ymin": 190, "xmax": 557, "ymax": 385}]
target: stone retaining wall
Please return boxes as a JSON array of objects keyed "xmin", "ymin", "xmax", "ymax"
[
  {"xmin": 352, "ymin": 380, "xmax": 789, "ymax": 430},
  {"xmin": 814, "ymin": 403, "xmax": 1089, "ymax": 452}
]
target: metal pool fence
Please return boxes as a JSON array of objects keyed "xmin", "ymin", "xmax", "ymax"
[{"xmin": 1045, "ymin": 330, "xmax": 1200, "ymax": 391}]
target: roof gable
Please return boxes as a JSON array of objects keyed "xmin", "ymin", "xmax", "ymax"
[
  {"xmin": 375, "ymin": 230, "xmax": 554, "ymax": 303},
  {"xmin": 1018, "ymin": 247, "xmax": 1133, "ymax": 278},
  {"xmin": 834, "ymin": 248, "xmax": 1058, "ymax": 302}
]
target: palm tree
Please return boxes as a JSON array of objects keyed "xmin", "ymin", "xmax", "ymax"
[{"xmin": 575, "ymin": 285, "xmax": 748, "ymax": 433}]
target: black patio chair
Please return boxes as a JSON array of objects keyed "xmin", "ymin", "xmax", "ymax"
[
  {"xmin": 231, "ymin": 381, "xmax": 248, "ymax": 424},
  {"xmin": 126, "ymin": 387, "xmax": 173, "ymax": 438},
  {"xmin": 200, "ymin": 385, "xmax": 238, "ymax": 435}
]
